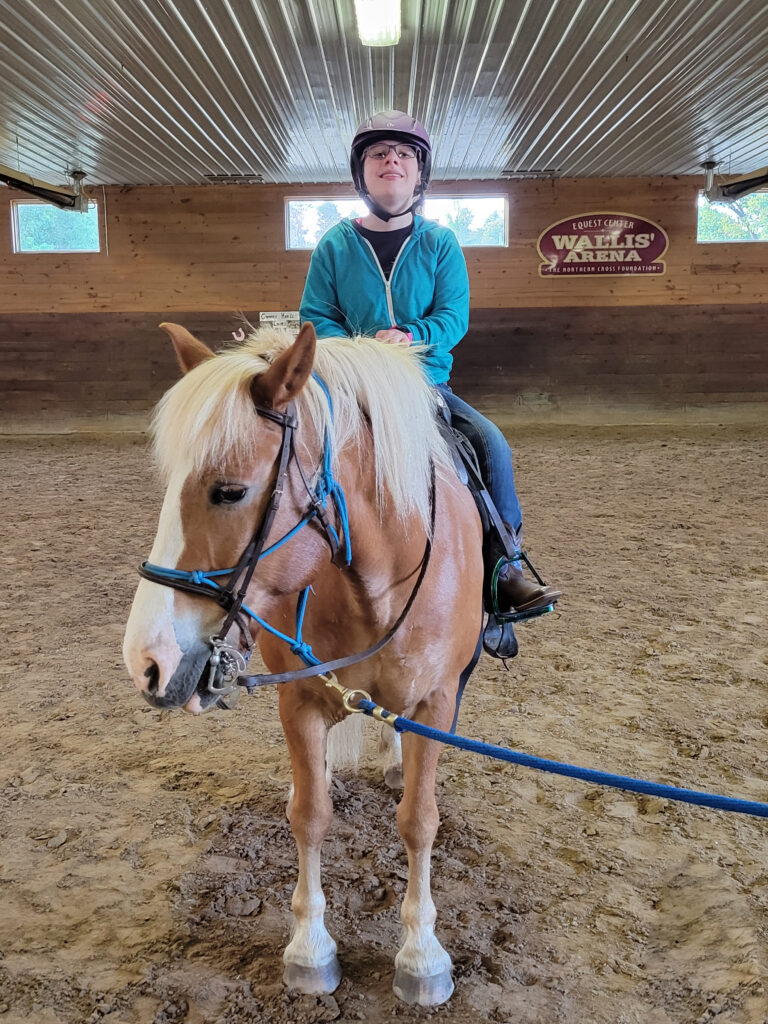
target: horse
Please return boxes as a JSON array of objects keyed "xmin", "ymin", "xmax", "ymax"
[{"xmin": 123, "ymin": 321, "xmax": 484, "ymax": 1006}]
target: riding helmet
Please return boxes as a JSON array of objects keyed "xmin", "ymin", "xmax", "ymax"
[{"xmin": 349, "ymin": 109, "xmax": 432, "ymax": 198}]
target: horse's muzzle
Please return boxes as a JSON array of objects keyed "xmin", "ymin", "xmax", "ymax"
[{"xmin": 141, "ymin": 640, "xmax": 213, "ymax": 710}]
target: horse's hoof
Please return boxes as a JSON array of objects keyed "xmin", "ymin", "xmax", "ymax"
[
  {"xmin": 393, "ymin": 967, "xmax": 454, "ymax": 1006},
  {"xmin": 283, "ymin": 956, "xmax": 342, "ymax": 994},
  {"xmin": 383, "ymin": 764, "xmax": 403, "ymax": 790}
]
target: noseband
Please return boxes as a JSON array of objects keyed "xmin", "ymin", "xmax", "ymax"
[{"xmin": 137, "ymin": 377, "xmax": 434, "ymax": 706}]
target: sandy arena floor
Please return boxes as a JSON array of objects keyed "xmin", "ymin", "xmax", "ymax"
[{"xmin": 1, "ymin": 421, "xmax": 767, "ymax": 1024}]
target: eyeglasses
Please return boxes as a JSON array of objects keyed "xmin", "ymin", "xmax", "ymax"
[{"xmin": 363, "ymin": 143, "xmax": 419, "ymax": 162}]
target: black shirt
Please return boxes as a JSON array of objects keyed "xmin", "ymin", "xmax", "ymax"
[{"xmin": 352, "ymin": 219, "xmax": 413, "ymax": 279}]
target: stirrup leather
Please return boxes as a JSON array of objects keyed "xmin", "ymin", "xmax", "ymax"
[{"xmin": 434, "ymin": 401, "xmax": 554, "ymax": 662}]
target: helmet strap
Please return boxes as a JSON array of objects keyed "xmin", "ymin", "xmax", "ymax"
[{"xmin": 359, "ymin": 187, "xmax": 425, "ymax": 223}]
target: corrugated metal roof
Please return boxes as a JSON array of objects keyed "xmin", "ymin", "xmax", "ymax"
[{"xmin": 1, "ymin": 0, "xmax": 767, "ymax": 186}]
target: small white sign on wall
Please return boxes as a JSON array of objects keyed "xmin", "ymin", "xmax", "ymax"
[{"xmin": 260, "ymin": 310, "xmax": 301, "ymax": 331}]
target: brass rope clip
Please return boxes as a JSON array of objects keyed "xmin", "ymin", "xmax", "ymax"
[
  {"xmin": 320, "ymin": 672, "xmax": 397, "ymax": 724},
  {"xmin": 320, "ymin": 672, "xmax": 371, "ymax": 713}
]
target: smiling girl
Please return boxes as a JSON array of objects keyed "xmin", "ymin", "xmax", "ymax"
[{"xmin": 299, "ymin": 110, "xmax": 560, "ymax": 626}]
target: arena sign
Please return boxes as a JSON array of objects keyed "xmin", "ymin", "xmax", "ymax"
[
  {"xmin": 537, "ymin": 212, "xmax": 668, "ymax": 276},
  {"xmin": 260, "ymin": 310, "xmax": 301, "ymax": 329}
]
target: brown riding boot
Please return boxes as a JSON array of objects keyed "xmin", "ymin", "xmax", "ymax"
[
  {"xmin": 496, "ymin": 524, "xmax": 562, "ymax": 615},
  {"xmin": 496, "ymin": 561, "xmax": 562, "ymax": 614}
]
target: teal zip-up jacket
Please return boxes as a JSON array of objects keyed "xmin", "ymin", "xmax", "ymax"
[{"xmin": 299, "ymin": 215, "xmax": 469, "ymax": 385}]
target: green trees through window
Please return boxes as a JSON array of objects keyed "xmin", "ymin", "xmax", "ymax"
[
  {"xmin": 13, "ymin": 201, "xmax": 100, "ymax": 253},
  {"xmin": 426, "ymin": 198, "xmax": 506, "ymax": 246},
  {"xmin": 697, "ymin": 192, "xmax": 768, "ymax": 242},
  {"xmin": 287, "ymin": 199, "xmax": 365, "ymax": 248},
  {"xmin": 286, "ymin": 196, "xmax": 507, "ymax": 249}
]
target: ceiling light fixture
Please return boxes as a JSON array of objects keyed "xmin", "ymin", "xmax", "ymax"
[
  {"xmin": 701, "ymin": 160, "xmax": 768, "ymax": 203},
  {"xmin": 0, "ymin": 163, "xmax": 90, "ymax": 211},
  {"xmin": 354, "ymin": 0, "xmax": 400, "ymax": 46}
]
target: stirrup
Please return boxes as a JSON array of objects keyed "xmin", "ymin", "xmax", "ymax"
[
  {"xmin": 482, "ymin": 613, "xmax": 519, "ymax": 662},
  {"xmin": 489, "ymin": 553, "xmax": 556, "ymax": 624}
]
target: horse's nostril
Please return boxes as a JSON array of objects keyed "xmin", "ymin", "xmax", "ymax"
[{"xmin": 144, "ymin": 661, "xmax": 160, "ymax": 694}]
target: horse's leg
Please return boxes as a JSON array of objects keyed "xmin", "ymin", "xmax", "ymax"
[
  {"xmin": 280, "ymin": 700, "xmax": 341, "ymax": 994},
  {"xmin": 285, "ymin": 757, "xmax": 332, "ymax": 820},
  {"xmin": 378, "ymin": 724, "xmax": 403, "ymax": 789},
  {"xmin": 392, "ymin": 693, "xmax": 455, "ymax": 1006},
  {"xmin": 383, "ymin": 633, "xmax": 479, "ymax": 794}
]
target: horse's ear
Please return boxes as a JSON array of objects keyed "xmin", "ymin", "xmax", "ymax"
[
  {"xmin": 251, "ymin": 322, "xmax": 317, "ymax": 411},
  {"xmin": 159, "ymin": 322, "xmax": 216, "ymax": 374}
]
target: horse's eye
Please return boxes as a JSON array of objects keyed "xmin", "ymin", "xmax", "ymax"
[{"xmin": 210, "ymin": 484, "xmax": 247, "ymax": 505}]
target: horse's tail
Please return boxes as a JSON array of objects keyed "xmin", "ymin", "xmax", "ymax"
[{"xmin": 327, "ymin": 713, "xmax": 367, "ymax": 772}]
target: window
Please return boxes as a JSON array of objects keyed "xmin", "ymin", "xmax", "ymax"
[
  {"xmin": 286, "ymin": 195, "xmax": 508, "ymax": 249},
  {"xmin": 696, "ymin": 191, "xmax": 768, "ymax": 242},
  {"xmin": 423, "ymin": 196, "xmax": 507, "ymax": 246},
  {"xmin": 286, "ymin": 199, "xmax": 366, "ymax": 249},
  {"xmin": 11, "ymin": 200, "xmax": 100, "ymax": 253}
]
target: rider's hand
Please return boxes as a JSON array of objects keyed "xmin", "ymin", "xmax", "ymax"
[{"xmin": 375, "ymin": 328, "xmax": 412, "ymax": 347}]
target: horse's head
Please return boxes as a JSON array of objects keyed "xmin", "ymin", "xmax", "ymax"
[{"xmin": 123, "ymin": 321, "xmax": 320, "ymax": 714}]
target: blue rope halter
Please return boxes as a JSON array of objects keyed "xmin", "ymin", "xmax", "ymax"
[{"xmin": 141, "ymin": 372, "xmax": 350, "ymax": 673}]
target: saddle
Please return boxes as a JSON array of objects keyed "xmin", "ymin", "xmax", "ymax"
[{"xmin": 435, "ymin": 401, "xmax": 548, "ymax": 661}]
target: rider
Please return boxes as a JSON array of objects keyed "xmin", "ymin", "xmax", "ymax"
[{"xmin": 299, "ymin": 109, "xmax": 561, "ymax": 618}]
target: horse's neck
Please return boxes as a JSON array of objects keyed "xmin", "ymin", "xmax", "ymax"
[
  {"xmin": 333, "ymin": 430, "xmax": 428, "ymax": 616},
  {"xmin": 279, "ymin": 414, "xmax": 431, "ymax": 635}
]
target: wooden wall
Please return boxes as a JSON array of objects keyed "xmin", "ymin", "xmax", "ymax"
[{"xmin": 1, "ymin": 177, "xmax": 766, "ymax": 429}]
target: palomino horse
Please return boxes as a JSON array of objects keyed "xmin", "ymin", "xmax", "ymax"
[{"xmin": 123, "ymin": 321, "xmax": 483, "ymax": 1006}]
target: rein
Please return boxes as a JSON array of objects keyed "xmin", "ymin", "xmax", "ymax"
[{"xmin": 137, "ymin": 378, "xmax": 435, "ymax": 702}]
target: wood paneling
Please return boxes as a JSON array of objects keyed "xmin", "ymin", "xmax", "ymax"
[
  {"xmin": 1, "ymin": 176, "xmax": 767, "ymax": 313},
  {"xmin": 0, "ymin": 312, "xmax": 238, "ymax": 429},
  {"xmin": 2, "ymin": 305, "xmax": 766, "ymax": 429},
  {"xmin": 455, "ymin": 305, "xmax": 768, "ymax": 411},
  {"xmin": 1, "ymin": 176, "xmax": 766, "ymax": 426}
]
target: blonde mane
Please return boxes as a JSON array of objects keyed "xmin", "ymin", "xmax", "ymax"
[{"xmin": 152, "ymin": 327, "xmax": 453, "ymax": 531}]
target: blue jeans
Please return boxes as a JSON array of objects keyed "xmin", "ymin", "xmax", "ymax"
[{"xmin": 435, "ymin": 384, "xmax": 523, "ymax": 536}]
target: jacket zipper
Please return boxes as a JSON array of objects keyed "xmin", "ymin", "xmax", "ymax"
[{"xmin": 358, "ymin": 234, "xmax": 414, "ymax": 328}]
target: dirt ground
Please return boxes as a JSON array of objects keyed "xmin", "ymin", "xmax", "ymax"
[{"xmin": 1, "ymin": 420, "xmax": 767, "ymax": 1024}]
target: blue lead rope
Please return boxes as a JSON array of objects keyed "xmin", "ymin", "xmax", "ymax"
[
  {"xmin": 311, "ymin": 372, "xmax": 351, "ymax": 566},
  {"xmin": 359, "ymin": 700, "xmax": 768, "ymax": 819}
]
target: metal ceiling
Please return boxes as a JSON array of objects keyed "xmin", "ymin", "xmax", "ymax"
[{"xmin": 1, "ymin": 0, "xmax": 767, "ymax": 186}]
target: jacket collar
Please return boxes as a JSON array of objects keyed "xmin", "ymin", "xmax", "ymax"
[{"xmin": 342, "ymin": 213, "xmax": 427, "ymax": 238}]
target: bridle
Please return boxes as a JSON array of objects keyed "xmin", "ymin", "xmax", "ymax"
[{"xmin": 137, "ymin": 380, "xmax": 434, "ymax": 706}]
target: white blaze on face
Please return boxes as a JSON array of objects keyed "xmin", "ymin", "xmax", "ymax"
[{"xmin": 123, "ymin": 467, "xmax": 208, "ymax": 694}]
